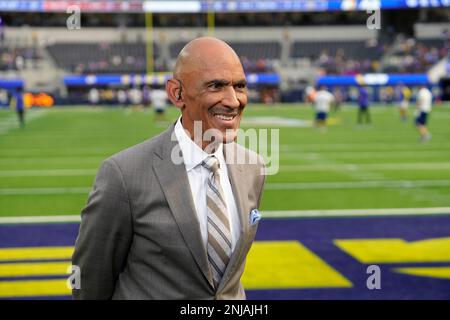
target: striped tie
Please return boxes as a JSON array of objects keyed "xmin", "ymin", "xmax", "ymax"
[{"xmin": 202, "ymin": 155, "xmax": 232, "ymax": 288}]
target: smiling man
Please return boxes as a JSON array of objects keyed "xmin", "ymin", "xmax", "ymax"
[
  {"xmin": 72, "ymin": 37, "xmax": 266, "ymax": 300},
  {"xmin": 167, "ymin": 38, "xmax": 248, "ymax": 149}
]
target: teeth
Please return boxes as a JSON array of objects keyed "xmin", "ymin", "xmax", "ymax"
[{"xmin": 214, "ymin": 114, "xmax": 234, "ymax": 121}]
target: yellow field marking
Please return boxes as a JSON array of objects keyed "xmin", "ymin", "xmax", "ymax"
[
  {"xmin": 0, "ymin": 262, "xmax": 71, "ymax": 277},
  {"xmin": 394, "ymin": 267, "xmax": 450, "ymax": 280},
  {"xmin": 327, "ymin": 117, "xmax": 341, "ymax": 125},
  {"xmin": 334, "ymin": 237, "xmax": 450, "ymax": 263},
  {"xmin": 242, "ymin": 241, "xmax": 352, "ymax": 289},
  {"xmin": 0, "ymin": 279, "xmax": 70, "ymax": 298},
  {"xmin": 0, "ymin": 247, "xmax": 73, "ymax": 261}
]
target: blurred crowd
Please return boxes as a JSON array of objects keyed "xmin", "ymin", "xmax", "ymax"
[
  {"xmin": 315, "ymin": 49, "xmax": 381, "ymax": 75},
  {"xmin": 240, "ymin": 56, "xmax": 276, "ymax": 73},
  {"xmin": 0, "ymin": 18, "xmax": 40, "ymax": 71},
  {"xmin": 67, "ymin": 42, "xmax": 167, "ymax": 74},
  {"xmin": 0, "ymin": 47, "xmax": 40, "ymax": 71},
  {"xmin": 1, "ymin": 12, "xmax": 448, "ymax": 76},
  {"xmin": 390, "ymin": 33, "xmax": 450, "ymax": 73}
]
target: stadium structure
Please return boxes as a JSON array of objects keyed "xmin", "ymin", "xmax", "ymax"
[{"xmin": 0, "ymin": 0, "xmax": 449, "ymax": 106}]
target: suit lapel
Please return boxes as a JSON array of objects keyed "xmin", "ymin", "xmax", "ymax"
[
  {"xmin": 152, "ymin": 127, "xmax": 214, "ymax": 289},
  {"xmin": 153, "ymin": 131, "xmax": 251, "ymax": 292}
]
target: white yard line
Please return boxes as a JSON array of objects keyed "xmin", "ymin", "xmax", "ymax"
[
  {"xmin": 280, "ymin": 162, "xmax": 450, "ymax": 171},
  {"xmin": 279, "ymin": 142, "xmax": 450, "ymax": 152},
  {"xmin": 3, "ymin": 180, "xmax": 449, "ymax": 195},
  {"xmin": 0, "ymin": 110, "xmax": 49, "ymax": 135},
  {"xmin": 265, "ymin": 180, "xmax": 450, "ymax": 190},
  {"xmin": 0, "ymin": 157, "xmax": 103, "ymax": 164},
  {"xmin": 1, "ymin": 162, "xmax": 449, "ymax": 177},
  {"xmin": 0, "ymin": 169, "xmax": 97, "ymax": 177},
  {"xmin": 281, "ymin": 149, "xmax": 386, "ymax": 184},
  {"xmin": 0, "ymin": 187, "xmax": 91, "ymax": 195},
  {"xmin": 263, "ymin": 207, "xmax": 450, "ymax": 218},
  {"xmin": 283, "ymin": 151, "xmax": 450, "ymax": 160},
  {"xmin": 1, "ymin": 207, "xmax": 450, "ymax": 224},
  {"xmin": 0, "ymin": 215, "xmax": 81, "ymax": 224}
]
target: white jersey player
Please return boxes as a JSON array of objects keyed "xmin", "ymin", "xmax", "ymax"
[{"xmin": 415, "ymin": 86, "xmax": 433, "ymax": 142}]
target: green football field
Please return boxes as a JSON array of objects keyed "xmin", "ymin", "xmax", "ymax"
[{"xmin": 1, "ymin": 103, "xmax": 450, "ymax": 217}]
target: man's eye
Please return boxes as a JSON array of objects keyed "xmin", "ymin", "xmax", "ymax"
[
  {"xmin": 235, "ymin": 83, "xmax": 246, "ymax": 91},
  {"xmin": 209, "ymin": 83, "xmax": 224, "ymax": 89}
]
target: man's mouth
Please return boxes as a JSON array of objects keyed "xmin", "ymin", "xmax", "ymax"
[{"xmin": 213, "ymin": 113, "xmax": 237, "ymax": 121}]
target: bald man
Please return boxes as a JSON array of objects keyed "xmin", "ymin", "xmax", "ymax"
[{"xmin": 72, "ymin": 37, "xmax": 266, "ymax": 300}]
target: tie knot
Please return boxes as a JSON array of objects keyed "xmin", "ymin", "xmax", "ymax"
[{"xmin": 202, "ymin": 156, "xmax": 220, "ymax": 174}]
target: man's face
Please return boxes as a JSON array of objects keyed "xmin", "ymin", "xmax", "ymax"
[{"xmin": 179, "ymin": 53, "xmax": 247, "ymax": 146}]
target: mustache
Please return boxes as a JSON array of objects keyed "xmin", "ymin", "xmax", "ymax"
[{"xmin": 209, "ymin": 106, "xmax": 242, "ymax": 116}]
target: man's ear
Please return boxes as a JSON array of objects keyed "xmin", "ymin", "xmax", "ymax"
[{"xmin": 166, "ymin": 79, "xmax": 184, "ymax": 109}]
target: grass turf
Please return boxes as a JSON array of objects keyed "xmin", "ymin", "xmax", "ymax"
[{"xmin": 1, "ymin": 103, "xmax": 450, "ymax": 216}]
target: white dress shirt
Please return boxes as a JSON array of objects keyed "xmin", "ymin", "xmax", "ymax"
[{"xmin": 174, "ymin": 117, "xmax": 241, "ymax": 253}]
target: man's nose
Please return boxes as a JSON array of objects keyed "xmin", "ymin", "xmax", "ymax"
[{"xmin": 222, "ymin": 86, "xmax": 240, "ymax": 108}]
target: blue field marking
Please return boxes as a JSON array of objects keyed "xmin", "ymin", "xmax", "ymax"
[
  {"xmin": 0, "ymin": 215, "xmax": 449, "ymax": 299},
  {"xmin": 247, "ymin": 215, "xmax": 450, "ymax": 300},
  {"xmin": 0, "ymin": 224, "xmax": 79, "ymax": 248}
]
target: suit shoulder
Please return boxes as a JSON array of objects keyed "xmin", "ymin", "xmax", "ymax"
[{"xmin": 106, "ymin": 126, "xmax": 172, "ymax": 168}]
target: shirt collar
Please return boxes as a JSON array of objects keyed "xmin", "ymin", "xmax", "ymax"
[{"xmin": 174, "ymin": 116, "xmax": 224, "ymax": 172}]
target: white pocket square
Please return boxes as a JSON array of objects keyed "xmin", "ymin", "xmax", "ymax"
[{"xmin": 249, "ymin": 209, "xmax": 261, "ymax": 225}]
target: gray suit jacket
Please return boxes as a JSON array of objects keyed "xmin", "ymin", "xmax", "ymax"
[{"xmin": 72, "ymin": 125, "xmax": 265, "ymax": 299}]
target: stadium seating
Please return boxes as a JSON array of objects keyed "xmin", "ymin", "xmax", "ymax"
[
  {"xmin": 383, "ymin": 37, "xmax": 448, "ymax": 73},
  {"xmin": 0, "ymin": 46, "xmax": 41, "ymax": 71},
  {"xmin": 47, "ymin": 42, "xmax": 161, "ymax": 73},
  {"xmin": 290, "ymin": 40, "xmax": 383, "ymax": 75},
  {"xmin": 170, "ymin": 40, "xmax": 281, "ymax": 72},
  {"xmin": 47, "ymin": 40, "xmax": 280, "ymax": 74},
  {"xmin": 291, "ymin": 40, "xmax": 380, "ymax": 60},
  {"xmin": 3, "ymin": 25, "xmax": 446, "ymax": 79}
]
